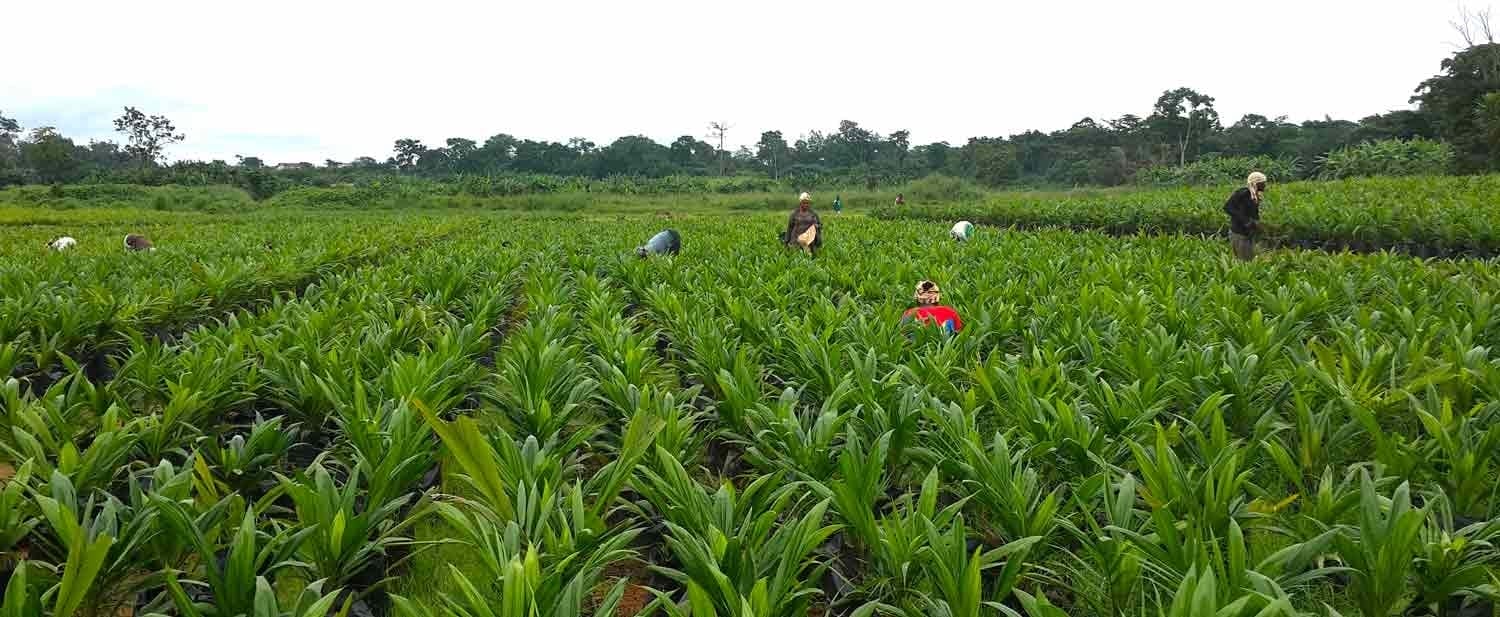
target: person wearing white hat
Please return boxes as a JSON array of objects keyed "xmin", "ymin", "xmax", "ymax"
[
  {"xmin": 950, "ymin": 221, "xmax": 975, "ymax": 241},
  {"xmin": 636, "ymin": 228, "xmax": 681, "ymax": 257},
  {"xmin": 47, "ymin": 236, "xmax": 78, "ymax": 251},
  {"xmin": 784, "ymin": 192, "xmax": 823, "ymax": 255},
  {"xmin": 1223, "ymin": 171, "xmax": 1268, "ymax": 261},
  {"xmin": 124, "ymin": 234, "xmax": 155, "ymax": 252}
]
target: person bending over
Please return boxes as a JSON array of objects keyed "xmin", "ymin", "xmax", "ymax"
[{"xmin": 902, "ymin": 280, "xmax": 963, "ymax": 334}]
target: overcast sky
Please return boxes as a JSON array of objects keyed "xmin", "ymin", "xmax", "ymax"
[{"xmin": 3, "ymin": 0, "xmax": 1476, "ymax": 164}]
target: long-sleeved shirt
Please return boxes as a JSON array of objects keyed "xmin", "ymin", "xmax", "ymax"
[
  {"xmin": 641, "ymin": 229, "xmax": 681, "ymax": 255},
  {"xmin": 785, "ymin": 208, "xmax": 822, "ymax": 249},
  {"xmin": 903, "ymin": 305, "xmax": 963, "ymax": 333},
  {"xmin": 1223, "ymin": 187, "xmax": 1260, "ymax": 236}
]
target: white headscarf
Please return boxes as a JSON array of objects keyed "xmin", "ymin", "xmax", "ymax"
[
  {"xmin": 914, "ymin": 280, "xmax": 941, "ymax": 305},
  {"xmin": 1247, "ymin": 172, "xmax": 1268, "ymax": 203},
  {"xmin": 798, "ymin": 192, "xmax": 811, "ymax": 203}
]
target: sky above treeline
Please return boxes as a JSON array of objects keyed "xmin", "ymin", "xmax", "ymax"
[{"xmin": 3, "ymin": 0, "xmax": 1479, "ymax": 165}]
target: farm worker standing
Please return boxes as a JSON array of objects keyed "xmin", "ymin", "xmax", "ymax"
[
  {"xmin": 1223, "ymin": 172, "xmax": 1267, "ymax": 261},
  {"xmin": 833, "ymin": 194, "xmax": 843, "ymax": 214},
  {"xmin": 950, "ymin": 221, "xmax": 975, "ymax": 241},
  {"xmin": 785, "ymin": 192, "xmax": 823, "ymax": 255},
  {"xmin": 902, "ymin": 280, "xmax": 963, "ymax": 333},
  {"xmin": 636, "ymin": 229, "xmax": 681, "ymax": 257}
]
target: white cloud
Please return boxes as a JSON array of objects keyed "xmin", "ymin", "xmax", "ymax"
[{"xmin": 2, "ymin": 0, "xmax": 1468, "ymax": 164}]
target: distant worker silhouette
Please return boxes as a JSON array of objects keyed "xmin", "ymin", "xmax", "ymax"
[
  {"xmin": 950, "ymin": 221, "xmax": 975, "ymax": 242},
  {"xmin": 784, "ymin": 192, "xmax": 823, "ymax": 256},
  {"xmin": 902, "ymin": 280, "xmax": 963, "ymax": 334},
  {"xmin": 637, "ymin": 229, "xmax": 681, "ymax": 257},
  {"xmin": 124, "ymin": 234, "xmax": 155, "ymax": 252},
  {"xmin": 1224, "ymin": 172, "xmax": 1267, "ymax": 261}
]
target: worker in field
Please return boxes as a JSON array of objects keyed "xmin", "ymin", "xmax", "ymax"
[
  {"xmin": 902, "ymin": 280, "xmax": 963, "ymax": 334},
  {"xmin": 950, "ymin": 221, "xmax": 975, "ymax": 241},
  {"xmin": 1223, "ymin": 172, "xmax": 1267, "ymax": 261},
  {"xmin": 833, "ymin": 194, "xmax": 843, "ymax": 214},
  {"xmin": 124, "ymin": 234, "xmax": 155, "ymax": 252},
  {"xmin": 637, "ymin": 229, "xmax": 681, "ymax": 257},
  {"xmin": 895, "ymin": 193, "xmax": 906, "ymax": 206},
  {"xmin": 784, "ymin": 192, "xmax": 823, "ymax": 255}
]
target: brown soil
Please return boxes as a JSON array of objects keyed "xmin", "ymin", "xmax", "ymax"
[{"xmin": 617, "ymin": 584, "xmax": 652, "ymax": 617}]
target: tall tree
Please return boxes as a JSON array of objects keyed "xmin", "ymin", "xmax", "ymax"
[
  {"xmin": 1412, "ymin": 42, "xmax": 1500, "ymax": 171},
  {"xmin": 391, "ymin": 139, "xmax": 426, "ymax": 171},
  {"xmin": 20, "ymin": 127, "xmax": 82, "ymax": 183},
  {"xmin": 83, "ymin": 140, "xmax": 131, "ymax": 170},
  {"xmin": 445, "ymin": 137, "xmax": 480, "ymax": 173},
  {"xmin": 834, "ymin": 120, "xmax": 878, "ymax": 166},
  {"xmin": 965, "ymin": 137, "xmax": 1018, "ymax": 186},
  {"xmin": 112, "ymin": 106, "xmax": 185, "ymax": 167},
  {"xmin": 754, "ymin": 130, "xmax": 790, "ymax": 178},
  {"xmin": 888, "ymin": 129, "xmax": 911, "ymax": 171},
  {"xmin": 915, "ymin": 141, "xmax": 954, "ymax": 175},
  {"xmin": 1148, "ymin": 88, "xmax": 1220, "ymax": 166},
  {"xmin": 480, "ymin": 133, "xmax": 519, "ymax": 171},
  {"xmin": 599, "ymin": 135, "xmax": 672, "ymax": 176},
  {"xmin": 669, "ymin": 135, "xmax": 715, "ymax": 172},
  {"xmin": 1219, "ymin": 114, "xmax": 1298, "ymax": 158},
  {"xmin": 0, "ymin": 110, "xmax": 20, "ymax": 173}
]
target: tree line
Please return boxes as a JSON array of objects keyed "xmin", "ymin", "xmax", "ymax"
[{"xmin": 4, "ymin": 38, "xmax": 1499, "ymax": 193}]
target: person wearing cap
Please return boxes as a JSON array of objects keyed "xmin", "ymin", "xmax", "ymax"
[
  {"xmin": 950, "ymin": 221, "xmax": 975, "ymax": 242},
  {"xmin": 1224, "ymin": 172, "xmax": 1268, "ymax": 261},
  {"xmin": 901, "ymin": 280, "xmax": 963, "ymax": 334},
  {"xmin": 784, "ymin": 192, "xmax": 823, "ymax": 255},
  {"xmin": 637, "ymin": 229, "xmax": 681, "ymax": 257}
]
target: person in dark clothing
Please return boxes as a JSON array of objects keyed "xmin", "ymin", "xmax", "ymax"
[
  {"xmin": 784, "ymin": 192, "xmax": 823, "ymax": 255},
  {"xmin": 1224, "ymin": 172, "xmax": 1267, "ymax": 261},
  {"xmin": 637, "ymin": 229, "xmax": 681, "ymax": 257},
  {"xmin": 124, "ymin": 234, "xmax": 155, "ymax": 252}
]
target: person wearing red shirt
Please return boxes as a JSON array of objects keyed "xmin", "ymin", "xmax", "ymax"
[{"xmin": 902, "ymin": 280, "xmax": 963, "ymax": 334}]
